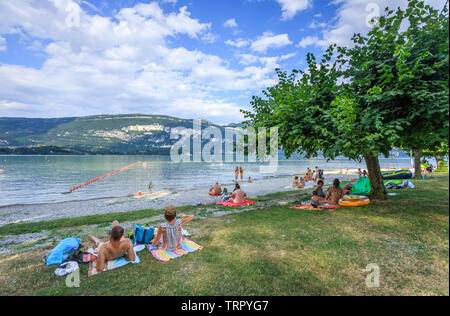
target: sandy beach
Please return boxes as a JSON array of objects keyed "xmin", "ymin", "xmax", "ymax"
[{"xmin": 0, "ymin": 168, "xmax": 396, "ymax": 226}]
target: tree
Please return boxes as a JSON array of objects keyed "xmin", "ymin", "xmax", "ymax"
[
  {"xmin": 242, "ymin": 0, "xmax": 449, "ymax": 200},
  {"xmin": 242, "ymin": 47, "xmax": 395, "ymax": 200},
  {"xmin": 365, "ymin": 0, "xmax": 449, "ymax": 179}
]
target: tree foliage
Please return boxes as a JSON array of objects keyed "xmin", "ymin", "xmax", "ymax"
[{"xmin": 242, "ymin": 0, "xmax": 449, "ymax": 200}]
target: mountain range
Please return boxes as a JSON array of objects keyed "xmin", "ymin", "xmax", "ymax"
[
  {"xmin": 0, "ymin": 114, "xmax": 234, "ymax": 155},
  {"xmin": 0, "ymin": 114, "xmax": 412, "ymax": 158}
]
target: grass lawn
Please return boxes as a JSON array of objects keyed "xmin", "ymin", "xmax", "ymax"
[{"xmin": 0, "ymin": 174, "xmax": 448, "ymax": 296}]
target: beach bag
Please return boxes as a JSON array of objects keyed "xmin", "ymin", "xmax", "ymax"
[
  {"xmin": 133, "ymin": 224, "xmax": 155, "ymax": 245},
  {"xmin": 45, "ymin": 237, "xmax": 81, "ymax": 266}
]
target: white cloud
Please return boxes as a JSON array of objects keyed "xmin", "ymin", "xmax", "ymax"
[
  {"xmin": 311, "ymin": 0, "xmax": 448, "ymax": 49},
  {"xmin": 0, "ymin": 36, "xmax": 6, "ymax": 51},
  {"xmin": 309, "ymin": 20, "xmax": 327, "ymax": 29},
  {"xmin": 250, "ymin": 32, "xmax": 292, "ymax": 52},
  {"xmin": 276, "ymin": 0, "xmax": 311, "ymax": 20},
  {"xmin": 238, "ymin": 54, "xmax": 259, "ymax": 65},
  {"xmin": 224, "ymin": 18, "xmax": 238, "ymax": 28},
  {"xmin": 297, "ymin": 36, "xmax": 322, "ymax": 48},
  {"xmin": 280, "ymin": 53, "xmax": 296, "ymax": 60},
  {"xmin": 225, "ymin": 38, "xmax": 250, "ymax": 48},
  {"xmin": 0, "ymin": 1, "xmax": 281, "ymax": 123}
]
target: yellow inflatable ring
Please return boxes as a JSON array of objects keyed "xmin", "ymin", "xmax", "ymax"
[
  {"xmin": 343, "ymin": 195, "xmax": 368, "ymax": 202},
  {"xmin": 339, "ymin": 198, "xmax": 370, "ymax": 207}
]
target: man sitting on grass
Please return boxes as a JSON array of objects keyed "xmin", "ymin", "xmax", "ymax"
[
  {"xmin": 325, "ymin": 179, "xmax": 345, "ymax": 205},
  {"xmin": 88, "ymin": 221, "xmax": 135, "ymax": 273}
]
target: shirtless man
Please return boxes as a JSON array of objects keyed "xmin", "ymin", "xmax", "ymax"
[
  {"xmin": 325, "ymin": 179, "xmax": 345, "ymax": 205},
  {"xmin": 235, "ymin": 167, "xmax": 239, "ymax": 181},
  {"xmin": 210, "ymin": 182, "xmax": 222, "ymax": 195},
  {"xmin": 88, "ymin": 221, "xmax": 135, "ymax": 273},
  {"xmin": 230, "ymin": 184, "xmax": 247, "ymax": 203}
]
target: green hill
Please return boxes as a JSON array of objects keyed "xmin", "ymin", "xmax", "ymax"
[{"xmin": 0, "ymin": 114, "xmax": 230, "ymax": 155}]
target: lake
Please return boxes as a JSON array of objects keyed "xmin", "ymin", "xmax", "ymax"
[{"xmin": 0, "ymin": 155, "xmax": 412, "ymax": 207}]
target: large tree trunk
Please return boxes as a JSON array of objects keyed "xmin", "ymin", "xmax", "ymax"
[
  {"xmin": 412, "ymin": 148, "xmax": 422, "ymax": 179},
  {"xmin": 364, "ymin": 153, "xmax": 387, "ymax": 200},
  {"xmin": 434, "ymin": 155, "xmax": 443, "ymax": 169}
]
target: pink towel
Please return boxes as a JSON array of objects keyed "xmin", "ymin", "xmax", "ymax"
[{"xmin": 216, "ymin": 200, "xmax": 258, "ymax": 207}]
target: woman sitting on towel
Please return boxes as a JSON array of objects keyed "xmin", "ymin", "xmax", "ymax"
[
  {"xmin": 151, "ymin": 205, "xmax": 195, "ymax": 251},
  {"xmin": 325, "ymin": 179, "xmax": 345, "ymax": 205},
  {"xmin": 230, "ymin": 184, "xmax": 247, "ymax": 204}
]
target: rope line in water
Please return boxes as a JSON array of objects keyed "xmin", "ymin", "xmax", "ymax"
[{"xmin": 63, "ymin": 161, "xmax": 142, "ymax": 194}]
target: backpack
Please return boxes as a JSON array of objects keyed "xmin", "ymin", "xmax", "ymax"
[{"xmin": 133, "ymin": 224, "xmax": 155, "ymax": 245}]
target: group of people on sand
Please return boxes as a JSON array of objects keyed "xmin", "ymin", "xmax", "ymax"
[
  {"xmin": 88, "ymin": 205, "xmax": 195, "ymax": 273},
  {"xmin": 293, "ymin": 167, "xmax": 323, "ymax": 188}
]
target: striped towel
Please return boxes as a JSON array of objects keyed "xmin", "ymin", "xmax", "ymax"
[
  {"xmin": 147, "ymin": 238, "xmax": 203, "ymax": 262},
  {"xmin": 88, "ymin": 250, "xmax": 140, "ymax": 277}
]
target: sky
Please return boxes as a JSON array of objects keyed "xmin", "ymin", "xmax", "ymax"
[{"xmin": 0, "ymin": 0, "xmax": 447, "ymax": 124}]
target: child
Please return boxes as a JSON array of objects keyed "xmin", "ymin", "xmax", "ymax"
[
  {"xmin": 358, "ymin": 168, "xmax": 362, "ymax": 178},
  {"xmin": 151, "ymin": 205, "xmax": 195, "ymax": 251},
  {"xmin": 311, "ymin": 190, "xmax": 325, "ymax": 208},
  {"xmin": 293, "ymin": 176, "xmax": 300, "ymax": 188},
  {"xmin": 316, "ymin": 180, "xmax": 325, "ymax": 198},
  {"xmin": 248, "ymin": 177, "xmax": 253, "ymax": 183},
  {"xmin": 299, "ymin": 177, "xmax": 306, "ymax": 188}
]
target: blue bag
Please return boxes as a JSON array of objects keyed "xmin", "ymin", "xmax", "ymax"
[
  {"xmin": 133, "ymin": 224, "xmax": 155, "ymax": 245},
  {"xmin": 46, "ymin": 237, "xmax": 81, "ymax": 266}
]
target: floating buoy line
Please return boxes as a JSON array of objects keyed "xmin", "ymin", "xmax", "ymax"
[{"xmin": 62, "ymin": 161, "xmax": 142, "ymax": 194}]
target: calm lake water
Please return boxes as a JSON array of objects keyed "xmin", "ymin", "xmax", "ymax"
[{"xmin": 0, "ymin": 155, "xmax": 412, "ymax": 207}]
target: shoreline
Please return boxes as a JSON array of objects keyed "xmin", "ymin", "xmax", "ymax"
[{"xmin": 0, "ymin": 168, "xmax": 400, "ymax": 227}]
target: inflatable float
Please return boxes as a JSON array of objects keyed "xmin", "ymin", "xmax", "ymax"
[
  {"xmin": 382, "ymin": 169, "xmax": 413, "ymax": 180},
  {"xmin": 339, "ymin": 195, "xmax": 371, "ymax": 207}
]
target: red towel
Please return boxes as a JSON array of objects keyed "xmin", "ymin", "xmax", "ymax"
[
  {"xmin": 216, "ymin": 200, "xmax": 258, "ymax": 207},
  {"xmin": 290, "ymin": 205, "xmax": 340, "ymax": 211},
  {"xmin": 209, "ymin": 192, "xmax": 222, "ymax": 196}
]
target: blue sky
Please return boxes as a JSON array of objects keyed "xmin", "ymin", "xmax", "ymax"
[{"xmin": 0, "ymin": 0, "xmax": 446, "ymax": 124}]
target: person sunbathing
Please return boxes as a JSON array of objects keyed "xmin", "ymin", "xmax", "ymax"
[
  {"xmin": 151, "ymin": 205, "xmax": 195, "ymax": 251},
  {"xmin": 230, "ymin": 184, "xmax": 247, "ymax": 203},
  {"xmin": 88, "ymin": 221, "xmax": 135, "ymax": 273},
  {"xmin": 209, "ymin": 182, "xmax": 222, "ymax": 195},
  {"xmin": 325, "ymin": 179, "xmax": 345, "ymax": 205}
]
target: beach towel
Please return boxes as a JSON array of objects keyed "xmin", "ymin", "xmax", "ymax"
[
  {"xmin": 147, "ymin": 237, "xmax": 203, "ymax": 262},
  {"xmin": 290, "ymin": 204, "xmax": 340, "ymax": 211},
  {"xmin": 216, "ymin": 200, "xmax": 258, "ymax": 207},
  {"xmin": 88, "ymin": 250, "xmax": 140, "ymax": 277}
]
